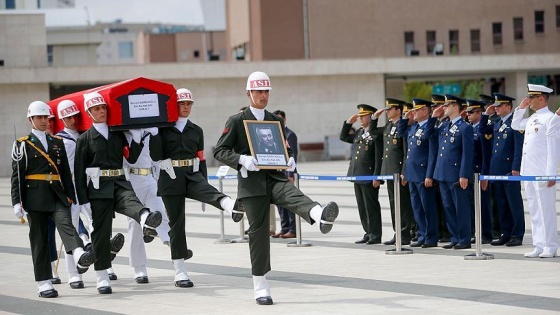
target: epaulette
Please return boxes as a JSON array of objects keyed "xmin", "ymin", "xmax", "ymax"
[
  {"xmin": 49, "ymin": 134, "xmax": 63, "ymax": 140},
  {"xmin": 17, "ymin": 136, "xmax": 29, "ymax": 142}
]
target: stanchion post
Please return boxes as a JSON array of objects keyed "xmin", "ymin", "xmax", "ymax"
[
  {"xmin": 465, "ymin": 173, "xmax": 493, "ymax": 260},
  {"xmin": 288, "ymin": 172, "xmax": 312, "ymax": 247},
  {"xmin": 214, "ymin": 176, "xmax": 232, "ymax": 244},
  {"xmin": 386, "ymin": 173, "xmax": 413, "ymax": 255}
]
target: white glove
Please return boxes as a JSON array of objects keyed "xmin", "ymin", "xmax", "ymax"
[
  {"xmin": 239, "ymin": 155, "xmax": 260, "ymax": 172},
  {"xmin": 82, "ymin": 202, "xmax": 92, "ymax": 213},
  {"xmin": 127, "ymin": 129, "xmax": 142, "ymax": 143},
  {"xmin": 13, "ymin": 203, "xmax": 27, "ymax": 219},
  {"xmin": 143, "ymin": 127, "xmax": 158, "ymax": 136},
  {"xmin": 287, "ymin": 157, "xmax": 296, "ymax": 172}
]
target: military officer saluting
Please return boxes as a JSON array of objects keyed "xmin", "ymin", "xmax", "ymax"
[
  {"xmin": 514, "ymin": 84, "xmax": 559, "ymax": 258},
  {"xmin": 398, "ymin": 98, "xmax": 439, "ymax": 247},
  {"xmin": 372, "ymin": 98, "xmax": 415, "ymax": 246},
  {"xmin": 340, "ymin": 104, "xmax": 384, "ymax": 245},
  {"xmin": 479, "ymin": 94, "xmax": 525, "ymax": 247},
  {"xmin": 149, "ymin": 88, "xmax": 245, "ymax": 288},
  {"xmin": 74, "ymin": 92, "xmax": 163, "ymax": 294},
  {"xmin": 432, "ymin": 95, "xmax": 474, "ymax": 250},
  {"xmin": 11, "ymin": 101, "xmax": 94, "ymax": 298}
]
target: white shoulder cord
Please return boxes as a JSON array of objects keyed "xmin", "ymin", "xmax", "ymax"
[{"xmin": 12, "ymin": 141, "xmax": 27, "ymax": 168}]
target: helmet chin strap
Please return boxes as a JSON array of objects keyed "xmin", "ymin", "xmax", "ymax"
[
  {"xmin": 87, "ymin": 109, "xmax": 100, "ymax": 123},
  {"xmin": 249, "ymin": 91, "xmax": 257, "ymax": 108},
  {"xmin": 30, "ymin": 118, "xmax": 39, "ymax": 131}
]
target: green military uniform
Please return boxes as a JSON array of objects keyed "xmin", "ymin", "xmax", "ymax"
[
  {"xmin": 214, "ymin": 108, "xmax": 318, "ymax": 276},
  {"xmin": 75, "ymin": 127, "xmax": 147, "ymax": 271},
  {"xmin": 150, "ymin": 120, "xmax": 227, "ymax": 260},
  {"xmin": 340, "ymin": 107, "xmax": 384, "ymax": 243},
  {"xmin": 373, "ymin": 119, "xmax": 416, "ymax": 243},
  {"xmin": 11, "ymin": 133, "xmax": 83, "ymax": 281}
]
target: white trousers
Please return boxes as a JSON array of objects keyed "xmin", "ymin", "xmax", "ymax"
[
  {"xmin": 524, "ymin": 181, "xmax": 559, "ymax": 253},
  {"xmin": 128, "ymin": 173, "xmax": 171, "ymax": 267}
]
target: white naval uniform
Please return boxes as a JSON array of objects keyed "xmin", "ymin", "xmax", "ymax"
[
  {"xmin": 512, "ymin": 107, "xmax": 560, "ymax": 255},
  {"xmin": 124, "ymin": 132, "xmax": 171, "ymax": 277},
  {"xmin": 57, "ymin": 127, "xmax": 94, "ymax": 284}
]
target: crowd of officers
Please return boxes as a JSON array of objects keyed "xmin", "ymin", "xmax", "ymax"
[{"xmin": 341, "ymin": 84, "xmax": 559, "ymax": 259}]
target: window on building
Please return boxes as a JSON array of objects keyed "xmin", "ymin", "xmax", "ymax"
[
  {"xmin": 535, "ymin": 11, "xmax": 544, "ymax": 33},
  {"xmin": 513, "ymin": 17, "xmax": 524, "ymax": 41},
  {"xmin": 404, "ymin": 31, "xmax": 414, "ymax": 55},
  {"xmin": 47, "ymin": 45, "xmax": 53, "ymax": 66},
  {"xmin": 193, "ymin": 50, "xmax": 200, "ymax": 58},
  {"xmin": 449, "ymin": 30, "xmax": 459, "ymax": 54},
  {"xmin": 492, "ymin": 22, "xmax": 502, "ymax": 45},
  {"xmin": 470, "ymin": 29, "xmax": 480, "ymax": 53},
  {"xmin": 426, "ymin": 30, "xmax": 436, "ymax": 54},
  {"xmin": 556, "ymin": 5, "xmax": 560, "ymax": 28},
  {"xmin": 118, "ymin": 41, "xmax": 133, "ymax": 59},
  {"xmin": 6, "ymin": 0, "xmax": 16, "ymax": 9}
]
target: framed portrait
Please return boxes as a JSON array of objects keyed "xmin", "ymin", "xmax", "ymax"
[{"xmin": 243, "ymin": 120, "xmax": 289, "ymax": 170}]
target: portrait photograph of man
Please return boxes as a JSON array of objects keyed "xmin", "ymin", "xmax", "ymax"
[{"xmin": 244, "ymin": 121, "xmax": 288, "ymax": 168}]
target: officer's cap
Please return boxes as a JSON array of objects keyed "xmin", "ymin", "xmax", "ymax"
[
  {"xmin": 431, "ymin": 94, "xmax": 445, "ymax": 105},
  {"xmin": 357, "ymin": 104, "xmax": 376, "ymax": 116},
  {"xmin": 492, "ymin": 93, "xmax": 515, "ymax": 106},
  {"xmin": 444, "ymin": 94, "xmax": 466, "ymax": 108},
  {"xmin": 527, "ymin": 84, "xmax": 553, "ymax": 96},
  {"xmin": 412, "ymin": 98, "xmax": 433, "ymax": 110},
  {"xmin": 466, "ymin": 99, "xmax": 485, "ymax": 112},
  {"xmin": 384, "ymin": 98, "xmax": 406, "ymax": 110},
  {"xmin": 403, "ymin": 102, "xmax": 413, "ymax": 114},
  {"xmin": 478, "ymin": 94, "xmax": 494, "ymax": 105}
]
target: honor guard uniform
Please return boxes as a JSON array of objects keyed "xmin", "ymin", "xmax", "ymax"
[
  {"xmin": 341, "ymin": 104, "xmax": 384, "ymax": 245},
  {"xmin": 371, "ymin": 98, "xmax": 415, "ymax": 245},
  {"xmin": 433, "ymin": 95, "xmax": 474, "ymax": 249},
  {"xmin": 74, "ymin": 92, "xmax": 163, "ymax": 294},
  {"xmin": 149, "ymin": 88, "xmax": 244, "ymax": 288},
  {"xmin": 11, "ymin": 101, "xmax": 95, "ymax": 298},
  {"xmin": 214, "ymin": 71, "xmax": 339, "ymax": 305},
  {"xmin": 479, "ymin": 94, "xmax": 525, "ymax": 246},
  {"xmin": 398, "ymin": 99, "xmax": 439, "ymax": 247},
  {"xmin": 465, "ymin": 100, "xmax": 494, "ymax": 244},
  {"xmin": 514, "ymin": 84, "xmax": 559, "ymax": 258}
]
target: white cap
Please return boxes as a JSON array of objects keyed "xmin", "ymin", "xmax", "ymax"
[
  {"xmin": 27, "ymin": 101, "xmax": 51, "ymax": 118},
  {"xmin": 83, "ymin": 92, "xmax": 107, "ymax": 110},
  {"xmin": 177, "ymin": 88, "xmax": 194, "ymax": 102},
  {"xmin": 527, "ymin": 84, "xmax": 553, "ymax": 95},
  {"xmin": 246, "ymin": 71, "xmax": 272, "ymax": 91},
  {"xmin": 57, "ymin": 100, "xmax": 80, "ymax": 119}
]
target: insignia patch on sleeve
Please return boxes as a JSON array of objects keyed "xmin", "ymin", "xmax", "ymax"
[{"xmin": 222, "ymin": 127, "xmax": 230, "ymax": 134}]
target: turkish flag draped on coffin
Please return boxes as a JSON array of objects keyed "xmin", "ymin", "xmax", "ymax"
[{"xmin": 48, "ymin": 77, "xmax": 178, "ymax": 133}]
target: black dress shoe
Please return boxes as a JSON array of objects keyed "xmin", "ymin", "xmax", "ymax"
[
  {"xmin": 186, "ymin": 249, "xmax": 194, "ymax": 260},
  {"xmin": 366, "ymin": 238, "xmax": 381, "ymax": 245},
  {"xmin": 69, "ymin": 281, "xmax": 84, "ymax": 289},
  {"xmin": 355, "ymin": 237, "xmax": 369, "ymax": 244},
  {"xmin": 319, "ymin": 202, "xmax": 339, "ymax": 234},
  {"xmin": 110, "ymin": 233, "xmax": 125, "ymax": 261},
  {"xmin": 50, "ymin": 277, "xmax": 61, "ymax": 285},
  {"xmin": 490, "ymin": 237, "xmax": 510, "ymax": 246},
  {"xmin": 135, "ymin": 276, "xmax": 149, "ymax": 284},
  {"xmin": 442, "ymin": 243, "xmax": 457, "ymax": 249},
  {"xmin": 84, "ymin": 243, "xmax": 92, "ymax": 252},
  {"xmin": 383, "ymin": 238, "xmax": 396, "ymax": 245},
  {"xmin": 77, "ymin": 249, "xmax": 95, "ymax": 274},
  {"xmin": 175, "ymin": 279, "xmax": 194, "ymax": 288},
  {"xmin": 410, "ymin": 241, "xmax": 424, "ymax": 247},
  {"xmin": 505, "ymin": 238, "xmax": 523, "ymax": 247},
  {"xmin": 38, "ymin": 289, "xmax": 58, "ymax": 298},
  {"xmin": 97, "ymin": 286, "xmax": 112, "ymax": 294},
  {"xmin": 453, "ymin": 244, "xmax": 471, "ymax": 250},
  {"xmin": 143, "ymin": 211, "xmax": 163, "ymax": 243},
  {"xmin": 256, "ymin": 296, "xmax": 273, "ymax": 305},
  {"xmin": 421, "ymin": 243, "xmax": 438, "ymax": 248},
  {"xmin": 231, "ymin": 200, "xmax": 245, "ymax": 222},
  {"xmin": 108, "ymin": 273, "xmax": 118, "ymax": 281}
]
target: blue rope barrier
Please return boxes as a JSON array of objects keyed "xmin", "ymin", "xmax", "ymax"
[
  {"xmin": 298, "ymin": 174, "xmax": 394, "ymax": 181},
  {"xmin": 479, "ymin": 175, "xmax": 560, "ymax": 181}
]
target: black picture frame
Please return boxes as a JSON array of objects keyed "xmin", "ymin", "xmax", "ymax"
[{"xmin": 243, "ymin": 120, "xmax": 289, "ymax": 170}]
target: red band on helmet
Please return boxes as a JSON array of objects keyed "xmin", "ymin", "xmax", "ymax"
[{"xmin": 249, "ymin": 80, "xmax": 271, "ymax": 89}]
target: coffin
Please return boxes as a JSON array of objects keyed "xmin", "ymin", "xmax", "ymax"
[{"xmin": 48, "ymin": 77, "xmax": 178, "ymax": 133}]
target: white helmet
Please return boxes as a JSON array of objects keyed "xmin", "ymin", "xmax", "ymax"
[
  {"xmin": 57, "ymin": 100, "xmax": 80, "ymax": 119},
  {"xmin": 27, "ymin": 101, "xmax": 51, "ymax": 118},
  {"xmin": 177, "ymin": 88, "xmax": 194, "ymax": 102},
  {"xmin": 246, "ymin": 71, "xmax": 272, "ymax": 91},
  {"xmin": 83, "ymin": 92, "xmax": 106, "ymax": 111}
]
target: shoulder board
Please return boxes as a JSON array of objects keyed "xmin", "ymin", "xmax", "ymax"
[
  {"xmin": 49, "ymin": 134, "xmax": 63, "ymax": 140},
  {"xmin": 17, "ymin": 136, "xmax": 29, "ymax": 142}
]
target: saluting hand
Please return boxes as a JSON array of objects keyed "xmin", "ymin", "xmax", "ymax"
[
  {"xmin": 347, "ymin": 114, "xmax": 359, "ymax": 124},
  {"xmin": 372, "ymin": 109, "xmax": 385, "ymax": 119},
  {"xmin": 519, "ymin": 97, "xmax": 530, "ymax": 109},
  {"xmin": 432, "ymin": 106, "xmax": 444, "ymax": 118},
  {"xmin": 485, "ymin": 105, "xmax": 496, "ymax": 116}
]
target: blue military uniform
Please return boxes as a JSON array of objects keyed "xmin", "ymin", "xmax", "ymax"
[
  {"xmin": 479, "ymin": 93, "xmax": 525, "ymax": 246},
  {"xmin": 398, "ymin": 99, "xmax": 439, "ymax": 247},
  {"xmin": 433, "ymin": 95, "xmax": 474, "ymax": 249}
]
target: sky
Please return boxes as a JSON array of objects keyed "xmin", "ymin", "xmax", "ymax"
[{"xmin": 74, "ymin": 0, "xmax": 205, "ymax": 25}]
